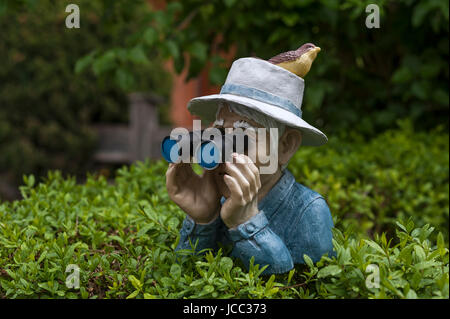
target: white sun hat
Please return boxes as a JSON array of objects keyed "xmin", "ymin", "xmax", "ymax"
[{"xmin": 187, "ymin": 57, "xmax": 327, "ymax": 146}]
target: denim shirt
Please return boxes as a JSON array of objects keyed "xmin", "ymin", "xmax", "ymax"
[{"xmin": 175, "ymin": 169, "xmax": 335, "ymax": 275}]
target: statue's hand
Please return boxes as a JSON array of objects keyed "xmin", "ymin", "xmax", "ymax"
[
  {"xmin": 220, "ymin": 153, "xmax": 261, "ymax": 229},
  {"xmin": 166, "ymin": 163, "xmax": 221, "ymax": 224}
]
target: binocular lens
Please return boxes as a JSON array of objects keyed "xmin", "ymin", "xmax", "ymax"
[
  {"xmin": 161, "ymin": 129, "xmax": 249, "ymax": 170},
  {"xmin": 161, "ymin": 136, "xmax": 180, "ymax": 163},
  {"xmin": 196, "ymin": 141, "xmax": 221, "ymax": 170}
]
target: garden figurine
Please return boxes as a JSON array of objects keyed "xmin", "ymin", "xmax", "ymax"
[
  {"xmin": 267, "ymin": 42, "xmax": 321, "ymax": 78},
  {"xmin": 166, "ymin": 44, "xmax": 334, "ymax": 274}
]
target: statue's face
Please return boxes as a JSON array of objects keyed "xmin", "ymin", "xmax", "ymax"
[{"xmin": 211, "ymin": 105, "xmax": 279, "ymax": 198}]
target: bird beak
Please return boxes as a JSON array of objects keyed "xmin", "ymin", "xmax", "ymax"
[{"xmin": 305, "ymin": 46, "xmax": 321, "ymax": 60}]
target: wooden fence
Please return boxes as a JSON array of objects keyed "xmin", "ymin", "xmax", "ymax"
[
  {"xmin": 92, "ymin": 92, "xmax": 171, "ymax": 164},
  {"xmin": 0, "ymin": 93, "xmax": 172, "ymax": 200}
]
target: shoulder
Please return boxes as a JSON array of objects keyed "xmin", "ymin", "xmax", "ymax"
[
  {"xmin": 289, "ymin": 182, "xmax": 334, "ymax": 236},
  {"xmin": 290, "ymin": 182, "xmax": 331, "ymax": 219},
  {"xmin": 288, "ymin": 183, "xmax": 335, "ymax": 262}
]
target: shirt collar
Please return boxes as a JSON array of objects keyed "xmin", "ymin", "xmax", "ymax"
[{"xmin": 257, "ymin": 169, "xmax": 296, "ymax": 219}]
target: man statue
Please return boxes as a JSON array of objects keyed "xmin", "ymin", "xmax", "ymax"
[{"xmin": 166, "ymin": 56, "xmax": 334, "ymax": 275}]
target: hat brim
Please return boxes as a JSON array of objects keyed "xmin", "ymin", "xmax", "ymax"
[{"xmin": 187, "ymin": 93, "xmax": 328, "ymax": 146}]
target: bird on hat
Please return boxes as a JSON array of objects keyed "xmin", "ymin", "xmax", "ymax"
[
  {"xmin": 187, "ymin": 43, "xmax": 328, "ymax": 146},
  {"xmin": 268, "ymin": 43, "xmax": 321, "ymax": 78}
]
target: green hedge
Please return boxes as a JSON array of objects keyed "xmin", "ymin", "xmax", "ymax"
[
  {"xmin": 289, "ymin": 120, "xmax": 449, "ymax": 242},
  {"xmin": 0, "ymin": 124, "xmax": 448, "ymax": 298}
]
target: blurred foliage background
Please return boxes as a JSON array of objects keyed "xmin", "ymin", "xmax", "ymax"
[
  {"xmin": 0, "ymin": 0, "xmax": 172, "ymax": 189},
  {"xmin": 0, "ymin": 0, "xmax": 448, "ymax": 193},
  {"xmin": 75, "ymin": 0, "xmax": 449, "ymax": 136}
]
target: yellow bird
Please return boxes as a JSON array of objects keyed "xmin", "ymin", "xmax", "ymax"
[{"xmin": 268, "ymin": 43, "xmax": 321, "ymax": 78}]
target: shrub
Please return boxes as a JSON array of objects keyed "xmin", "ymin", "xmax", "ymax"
[
  {"xmin": 289, "ymin": 120, "xmax": 449, "ymax": 242},
  {"xmin": 0, "ymin": 125, "xmax": 448, "ymax": 299}
]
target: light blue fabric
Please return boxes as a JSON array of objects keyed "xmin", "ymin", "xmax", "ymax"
[
  {"xmin": 175, "ymin": 169, "xmax": 335, "ymax": 275},
  {"xmin": 220, "ymin": 83, "xmax": 302, "ymax": 118}
]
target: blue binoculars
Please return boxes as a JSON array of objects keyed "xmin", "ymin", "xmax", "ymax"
[{"xmin": 161, "ymin": 129, "xmax": 249, "ymax": 170}]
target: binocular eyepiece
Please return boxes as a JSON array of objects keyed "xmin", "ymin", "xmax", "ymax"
[{"xmin": 161, "ymin": 128, "xmax": 250, "ymax": 170}]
